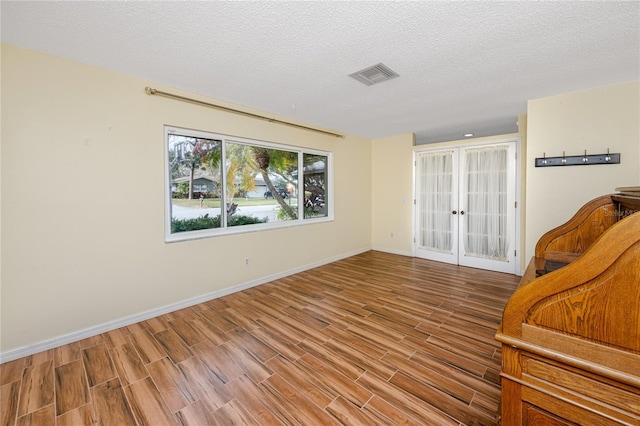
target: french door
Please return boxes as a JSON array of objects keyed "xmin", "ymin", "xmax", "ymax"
[{"xmin": 414, "ymin": 141, "xmax": 517, "ymax": 274}]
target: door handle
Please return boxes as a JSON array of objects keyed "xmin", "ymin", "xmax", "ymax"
[
  {"xmin": 452, "ymin": 210, "xmax": 457, "ymax": 215},
  {"xmin": 460, "ymin": 210, "xmax": 465, "ymax": 215}
]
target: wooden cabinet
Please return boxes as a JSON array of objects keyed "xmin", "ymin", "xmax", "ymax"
[{"xmin": 496, "ymin": 193, "xmax": 640, "ymax": 425}]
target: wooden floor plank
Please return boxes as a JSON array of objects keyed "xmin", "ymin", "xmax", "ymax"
[
  {"xmin": 153, "ymin": 329, "xmax": 193, "ymax": 364},
  {"xmin": 210, "ymin": 398, "xmax": 260, "ymax": 425},
  {"xmin": 24, "ymin": 350, "xmax": 54, "ymax": 368},
  {"xmin": 403, "ymin": 335, "xmax": 488, "ymax": 377},
  {"xmin": 102, "ymin": 328, "xmax": 130, "ymax": 349},
  {"xmin": 263, "ymin": 355, "xmax": 336, "ymax": 409},
  {"xmin": 15, "ymin": 403, "xmax": 55, "ymax": 426},
  {"xmin": 297, "ymin": 338, "xmax": 366, "ymax": 381},
  {"xmin": 383, "ymin": 351, "xmax": 477, "ymax": 405},
  {"xmin": 188, "ymin": 318, "xmax": 229, "ymax": 346},
  {"xmin": 261, "ymin": 373, "xmax": 341, "ymax": 426},
  {"xmin": 124, "ymin": 376, "xmax": 178, "ymax": 425},
  {"xmin": 177, "ymin": 356, "xmax": 233, "ymax": 411},
  {"xmin": 326, "ymin": 395, "xmax": 381, "ymax": 425},
  {"xmin": 147, "ymin": 357, "xmax": 198, "ymax": 412},
  {"xmin": 175, "ymin": 400, "xmax": 218, "ymax": 426},
  {"xmin": 357, "ymin": 371, "xmax": 459, "ymax": 425},
  {"xmin": 82, "ymin": 345, "xmax": 116, "ymax": 388},
  {"xmin": 56, "ymin": 403, "xmax": 96, "ymax": 426},
  {"xmin": 363, "ymin": 395, "xmax": 425, "ymax": 425},
  {"xmin": 223, "ymin": 375, "xmax": 286, "ymax": 425},
  {"xmin": 54, "ymin": 341, "xmax": 82, "ymax": 367},
  {"xmin": 0, "ymin": 251, "xmax": 520, "ymax": 425},
  {"xmin": 128, "ymin": 328, "xmax": 167, "ymax": 365},
  {"xmin": 222, "ymin": 338, "xmax": 274, "ymax": 384},
  {"xmin": 249, "ymin": 326, "xmax": 307, "ymax": 362},
  {"xmin": 109, "ymin": 341, "xmax": 149, "ymax": 386},
  {"xmin": 54, "ymin": 359, "xmax": 90, "ymax": 415},
  {"xmin": 90, "ymin": 378, "xmax": 137, "ymax": 426},
  {"xmin": 191, "ymin": 341, "xmax": 246, "ymax": 384},
  {"xmin": 0, "ymin": 358, "xmax": 25, "ymax": 385},
  {"xmin": 390, "ymin": 371, "xmax": 497, "ymax": 426},
  {"xmin": 1, "ymin": 381, "xmax": 20, "ymax": 426},
  {"xmin": 17, "ymin": 360, "xmax": 54, "ymax": 417},
  {"xmin": 168, "ymin": 318, "xmax": 208, "ymax": 347},
  {"xmin": 296, "ymin": 353, "xmax": 373, "ymax": 408}
]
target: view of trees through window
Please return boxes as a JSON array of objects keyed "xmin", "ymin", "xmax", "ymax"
[
  {"xmin": 303, "ymin": 153, "xmax": 328, "ymax": 219},
  {"xmin": 166, "ymin": 127, "xmax": 330, "ymax": 241}
]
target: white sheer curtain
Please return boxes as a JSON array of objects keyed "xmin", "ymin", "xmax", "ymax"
[
  {"xmin": 463, "ymin": 145, "xmax": 509, "ymax": 260},
  {"xmin": 419, "ymin": 151, "xmax": 453, "ymax": 253}
]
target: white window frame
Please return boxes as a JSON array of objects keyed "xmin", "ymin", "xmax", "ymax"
[{"xmin": 165, "ymin": 125, "xmax": 334, "ymax": 243}]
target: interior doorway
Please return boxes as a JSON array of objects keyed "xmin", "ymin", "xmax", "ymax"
[{"xmin": 413, "ymin": 139, "xmax": 519, "ymax": 274}]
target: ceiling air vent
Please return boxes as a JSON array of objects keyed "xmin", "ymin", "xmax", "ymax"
[{"xmin": 349, "ymin": 63, "xmax": 399, "ymax": 86}]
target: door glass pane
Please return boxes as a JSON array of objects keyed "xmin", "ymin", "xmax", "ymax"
[
  {"xmin": 168, "ymin": 134, "xmax": 222, "ymax": 233},
  {"xmin": 225, "ymin": 142, "xmax": 298, "ymax": 225},
  {"xmin": 303, "ymin": 153, "xmax": 328, "ymax": 219},
  {"xmin": 418, "ymin": 151, "xmax": 454, "ymax": 253},
  {"xmin": 463, "ymin": 145, "xmax": 509, "ymax": 260}
]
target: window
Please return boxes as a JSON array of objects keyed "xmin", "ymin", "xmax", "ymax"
[
  {"xmin": 165, "ymin": 126, "xmax": 332, "ymax": 242},
  {"xmin": 303, "ymin": 153, "xmax": 328, "ymax": 219}
]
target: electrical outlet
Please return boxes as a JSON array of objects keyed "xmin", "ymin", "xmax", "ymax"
[{"xmin": 244, "ymin": 257, "xmax": 250, "ymax": 266}]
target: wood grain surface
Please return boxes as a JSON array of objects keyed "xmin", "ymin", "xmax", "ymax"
[{"xmin": 0, "ymin": 251, "xmax": 519, "ymax": 425}]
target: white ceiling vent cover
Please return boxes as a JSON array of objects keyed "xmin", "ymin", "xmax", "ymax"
[{"xmin": 349, "ymin": 63, "xmax": 399, "ymax": 86}]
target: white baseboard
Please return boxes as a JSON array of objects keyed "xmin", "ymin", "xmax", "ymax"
[
  {"xmin": 0, "ymin": 247, "xmax": 370, "ymax": 363},
  {"xmin": 370, "ymin": 246, "xmax": 413, "ymax": 257}
]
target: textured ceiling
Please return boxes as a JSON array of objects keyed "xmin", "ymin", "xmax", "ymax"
[{"xmin": 1, "ymin": 1, "xmax": 639, "ymax": 144}]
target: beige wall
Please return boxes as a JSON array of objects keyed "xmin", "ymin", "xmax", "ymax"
[
  {"xmin": 0, "ymin": 45, "xmax": 3, "ymax": 349},
  {"xmin": 517, "ymin": 114, "xmax": 528, "ymax": 272},
  {"xmin": 3, "ymin": 43, "xmax": 638, "ymax": 359},
  {"xmin": 525, "ymin": 81, "xmax": 640, "ymax": 259},
  {"xmin": 0, "ymin": 44, "xmax": 372, "ymax": 356},
  {"xmin": 371, "ymin": 133, "xmax": 415, "ymax": 255}
]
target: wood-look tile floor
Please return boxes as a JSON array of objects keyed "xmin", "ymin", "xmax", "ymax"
[{"xmin": 1, "ymin": 251, "xmax": 521, "ymax": 426}]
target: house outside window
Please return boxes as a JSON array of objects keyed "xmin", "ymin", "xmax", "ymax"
[{"xmin": 165, "ymin": 126, "xmax": 332, "ymax": 242}]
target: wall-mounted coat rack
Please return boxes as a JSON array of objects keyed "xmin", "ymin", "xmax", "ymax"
[{"xmin": 535, "ymin": 149, "xmax": 620, "ymax": 167}]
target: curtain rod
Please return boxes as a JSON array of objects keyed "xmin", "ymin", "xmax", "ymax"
[{"xmin": 144, "ymin": 87, "xmax": 344, "ymax": 138}]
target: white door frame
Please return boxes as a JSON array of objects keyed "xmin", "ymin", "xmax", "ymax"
[{"xmin": 413, "ymin": 138, "xmax": 521, "ymax": 275}]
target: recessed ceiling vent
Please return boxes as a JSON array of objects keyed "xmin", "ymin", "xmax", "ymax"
[{"xmin": 349, "ymin": 63, "xmax": 399, "ymax": 86}]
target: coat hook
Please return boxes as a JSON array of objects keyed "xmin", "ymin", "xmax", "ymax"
[{"xmin": 535, "ymin": 149, "xmax": 619, "ymax": 167}]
